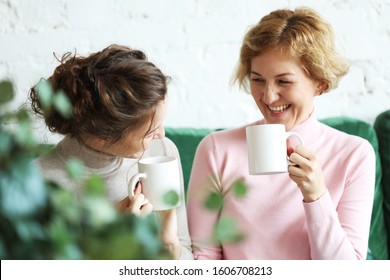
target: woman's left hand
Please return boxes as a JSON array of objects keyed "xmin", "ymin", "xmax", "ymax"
[{"xmin": 288, "ymin": 145, "xmax": 327, "ymax": 202}]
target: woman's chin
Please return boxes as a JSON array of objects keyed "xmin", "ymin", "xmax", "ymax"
[{"xmin": 126, "ymin": 151, "xmax": 143, "ymax": 159}]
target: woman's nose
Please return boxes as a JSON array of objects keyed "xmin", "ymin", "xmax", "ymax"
[
  {"xmin": 263, "ymin": 84, "xmax": 279, "ymax": 104},
  {"xmin": 153, "ymin": 126, "xmax": 165, "ymax": 139}
]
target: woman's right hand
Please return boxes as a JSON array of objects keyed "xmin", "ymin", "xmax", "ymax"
[
  {"xmin": 116, "ymin": 183, "xmax": 153, "ymax": 217},
  {"xmin": 155, "ymin": 209, "xmax": 182, "ymax": 259},
  {"xmin": 288, "ymin": 145, "xmax": 327, "ymax": 202}
]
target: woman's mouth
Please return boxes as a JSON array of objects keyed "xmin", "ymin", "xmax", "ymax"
[{"xmin": 268, "ymin": 104, "xmax": 291, "ymax": 113}]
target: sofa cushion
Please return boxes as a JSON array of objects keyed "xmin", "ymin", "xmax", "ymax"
[{"xmin": 374, "ymin": 110, "xmax": 390, "ymax": 257}]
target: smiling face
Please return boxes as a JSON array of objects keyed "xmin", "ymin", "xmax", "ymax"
[{"xmin": 250, "ymin": 48, "xmax": 324, "ymax": 130}]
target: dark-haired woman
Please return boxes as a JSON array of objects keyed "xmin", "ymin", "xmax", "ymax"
[{"xmin": 30, "ymin": 44, "xmax": 193, "ymax": 259}]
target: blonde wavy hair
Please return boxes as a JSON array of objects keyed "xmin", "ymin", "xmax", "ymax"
[{"xmin": 233, "ymin": 7, "xmax": 350, "ymax": 93}]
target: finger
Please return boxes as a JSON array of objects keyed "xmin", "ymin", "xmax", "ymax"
[
  {"xmin": 130, "ymin": 193, "xmax": 149, "ymax": 212},
  {"xmin": 133, "ymin": 181, "xmax": 142, "ymax": 195},
  {"xmin": 116, "ymin": 197, "xmax": 130, "ymax": 212},
  {"xmin": 293, "ymin": 145, "xmax": 316, "ymax": 160},
  {"xmin": 139, "ymin": 203, "xmax": 153, "ymax": 217},
  {"xmin": 118, "ymin": 196, "xmax": 130, "ymax": 205},
  {"xmin": 288, "ymin": 164, "xmax": 306, "ymax": 178},
  {"xmin": 290, "ymin": 145, "xmax": 319, "ymax": 167},
  {"xmin": 289, "ymin": 151, "xmax": 311, "ymax": 168},
  {"xmin": 129, "ymin": 193, "xmax": 147, "ymax": 214},
  {"xmin": 286, "ymin": 139, "xmax": 295, "ymax": 156}
]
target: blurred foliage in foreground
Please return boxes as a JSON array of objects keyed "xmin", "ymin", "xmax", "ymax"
[{"xmin": 0, "ymin": 80, "xmax": 168, "ymax": 259}]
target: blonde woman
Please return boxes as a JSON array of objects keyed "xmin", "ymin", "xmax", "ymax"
[{"xmin": 187, "ymin": 7, "xmax": 375, "ymax": 260}]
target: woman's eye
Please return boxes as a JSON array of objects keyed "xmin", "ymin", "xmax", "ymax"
[
  {"xmin": 278, "ymin": 80, "xmax": 291, "ymax": 84},
  {"xmin": 251, "ymin": 78, "xmax": 264, "ymax": 83}
]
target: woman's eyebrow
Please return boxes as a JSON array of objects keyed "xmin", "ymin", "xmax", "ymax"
[
  {"xmin": 250, "ymin": 71, "xmax": 294, "ymax": 77},
  {"xmin": 275, "ymin": 72, "xmax": 294, "ymax": 77},
  {"xmin": 250, "ymin": 71, "xmax": 261, "ymax": 76}
]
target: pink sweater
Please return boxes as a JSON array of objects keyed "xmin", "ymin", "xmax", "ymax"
[{"xmin": 187, "ymin": 112, "xmax": 375, "ymax": 259}]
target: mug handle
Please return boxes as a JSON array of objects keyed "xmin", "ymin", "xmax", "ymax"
[
  {"xmin": 128, "ymin": 173, "xmax": 147, "ymax": 198},
  {"xmin": 286, "ymin": 132, "xmax": 304, "ymax": 166}
]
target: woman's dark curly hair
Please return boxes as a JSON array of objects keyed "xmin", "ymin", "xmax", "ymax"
[{"xmin": 29, "ymin": 44, "xmax": 169, "ymax": 144}]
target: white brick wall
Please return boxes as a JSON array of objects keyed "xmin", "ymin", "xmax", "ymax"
[{"xmin": 1, "ymin": 0, "xmax": 389, "ymax": 143}]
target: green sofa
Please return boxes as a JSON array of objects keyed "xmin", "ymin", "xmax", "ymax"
[
  {"xmin": 165, "ymin": 110, "xmax": 390, "ymax": 260},
  {"xmin": 34, "ymin": 111, "xmax": 389, "ymax": 259}
]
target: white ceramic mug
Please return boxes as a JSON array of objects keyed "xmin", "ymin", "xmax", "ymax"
[
  {"xmin": 246, "ymin": 124, "xmax": 304, "ymax": 175},
  {"xmin": 127, "ymin": 156, "xmax": 181, "ymax": 211}
]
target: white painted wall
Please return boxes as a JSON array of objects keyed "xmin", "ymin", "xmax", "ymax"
[{"xmin": 1, "ymin": 0, "xmax": 389, "ymax": 143}]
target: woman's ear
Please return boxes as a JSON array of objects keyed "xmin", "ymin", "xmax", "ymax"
[
  {"xmin": 94, "ymin": 137, "xmax": 110, "ymax": 147},
  {"xmin": 316, "ymin": 81, "xmax": 327, "ymax": 96}
]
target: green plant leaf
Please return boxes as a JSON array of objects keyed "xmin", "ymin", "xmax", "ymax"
[
  {"xmin": 47, "ymin": 216, "xmax": 73, "ymax": 246},
  {"xmin": 48, "ymin": 185, "xmax": 81, "ymax": 225},
  {"xmin": 232, "ymin": 180, "xmax": 248, "ymax": 198},
  {"xmin": 134, "ymin": 216, "xmax": 162, "ymax": 257},
  {"xmin": 84, "ymin": 197, "xmax": 117, "ymax": 229},
  {"xmin": 213, "ymin": 217, "xmax": 244, "ymax": 244},
  {"xmin": 0, "ymin": 161, "xmax": 46, "ymax": 218},
  {"xmin": 84, "ymin": 174, "xmax": 105, "ymax": 195},
  {"xmin": 163, "ymin": 190, "xmax": 179, "ymax": 206},
  {"xmin": 0, "ymin": 131, "xmax": 12, "ymax": 157},
  {"xmin": 14, "ymin": 119, "xmax": 35, "ymax": 147},
  {"xmin": 36, "ymin": 79, "xmax": 53, "ymax": 110},
  {"xmin": 204, "ymin": 191, "xmax": 223, "ymax": 211},
  {"xmin": 14, "ymin": 220, "xmax": 45, "ymax": 241},
  {"xmin": 0, "ymin": 80, "xmax": 14, "ymax": 105},
  {"xmin": 65, "ymin": 158, "xmax": 85, "ymax": 180},
  {"xmin": 16, "ymin": 109, "xmax": 30, "ymax": 121},
  {"xmin": 53, "ymin": 91, "xmax": 72, "ymax": 118},
  {"xmin": 0, "ymin": 80, "xmax": 165, "ymax": 260}
]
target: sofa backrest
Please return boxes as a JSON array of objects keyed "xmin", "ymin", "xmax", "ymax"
[
  {"xmin": 374, "ymin": 110, "xmax": 390, "ymax": 258},
  {"xmin": 166, "ymin": 116, "xmax": 389, "ymax": 260}
]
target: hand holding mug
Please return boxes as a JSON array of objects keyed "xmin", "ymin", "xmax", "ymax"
[
  {"xmin": 127, "ymin": 156, "xmax": 183, "ymax": 259},
  {"xmin": 288, "ymin": 145, "xmax": 327, "ymax": 202},
  {"xmin": 117, "ymin": 183, "xmax": 153, "ymax": 216},
  {"xmin": 128, "ymin": 156, "xmax": 182, "ymax": 211}
]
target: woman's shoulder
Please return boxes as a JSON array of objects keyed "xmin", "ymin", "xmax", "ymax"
[
  {"xmin": 34, "ymin": 144, "xmax": 63, "ymax": 169},
  {"xmin": 33, "ymin": 144, "xmax": 77, "ymax": 191},
  {"xmin": 319, "ymin": 122, "xmax": 375, "ymax": 156},
  {"xmin": 320, "ymin": 122, "xmax": 369, "ymax": 143},
  {"xmin": 204, "ymin": 123, "xmax": 252, "ymax": 142},
  {"xmin": 195, "ymin": 123, "xmax": 251, "ymax": 154}
]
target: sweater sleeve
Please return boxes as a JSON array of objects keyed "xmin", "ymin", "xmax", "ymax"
[
  {"xmin": 187, "ymin": 134, "xmax": 223, "ymax": 260},
  {"xmin": 304, "ymin": 139, "xmax": 376, "ymax": 259}
]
